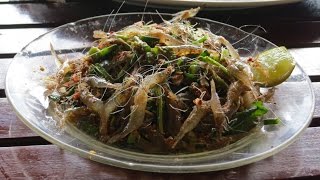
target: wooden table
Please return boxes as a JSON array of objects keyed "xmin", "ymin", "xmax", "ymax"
[{"xmin": 0, "ymin": 0, "xmax": 320, "ymax": 179}]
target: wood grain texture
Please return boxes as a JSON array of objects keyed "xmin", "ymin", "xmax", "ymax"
[
  {"xmin": 0, "ymin": 2, "xmax": 318, "ymax": 47},
  {"xmin": 0, "ymin": 98, "xmax": 37, "ymax": 138},
  {"xmin": 0, "ymin": 127, "xmax": 319, "ymax": 179},
  {"xmin": 0, "ymin": 59, "xmax": 11, "ymax": 90},
  {"xmin": 0, "ymin": 0, "xmax": 319, "ymax": 26}
]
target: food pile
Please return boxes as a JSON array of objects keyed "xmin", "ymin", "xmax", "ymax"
[{"xmin": 46, "ymin": 8, "xmax": 295, "ymax": 154}]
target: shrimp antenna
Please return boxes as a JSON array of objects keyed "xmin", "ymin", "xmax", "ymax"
[
  {"xmin": 108, "ymin": 0, "xmax": 126, "ymax": 33},
  {"xmin": 103, "ymin": 9, "xmax": 115, "ymax": 32},
  {"xmin": 155, "ymin": 10, "xmax": 169, "ymax": 24},
  {"xmin": 232, "ymin": 25, "xmax": 267, "ymax": 46},
  {"xmin": 141, "ymin": 0, "xmax": 150, "ymax": 22}
]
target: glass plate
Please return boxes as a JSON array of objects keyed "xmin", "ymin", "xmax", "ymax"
[{"xmin": 5, "ymin": 13, "xmax": 314, "ymax": 173}]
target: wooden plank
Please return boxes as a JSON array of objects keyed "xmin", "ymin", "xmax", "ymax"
[
  {"xmin": 0, "ymin": 1, "xmax": 319, "ymax": 27},
  {"xmin": 0, "ymin": 58, "xmax": 11, "ymax": 91},
  {"xmin": 290, "ymin": 47, "xmax": 320, "ymax": 81},
  {"xmin": 312, "ymin": 82, "xmax": 320, "ymax": 119},
  {"xmin": 0, "ymin": 127, "xmax": 319, "ymax": 179},
  {"xmin": 0, "ymin": 98, "xmax": 37, "ymax": 138},
  {"xmin": 0, "ymin": 28, "xmax": 50, "ymax": 55},
  {"xmin": 0, "ymin": 3, "xmax": 318, "ymax": 48}
]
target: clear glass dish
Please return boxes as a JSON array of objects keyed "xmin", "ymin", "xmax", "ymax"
[{"xmin": 5, "ymin": 13, "xmax": 314, "ymax": 173}]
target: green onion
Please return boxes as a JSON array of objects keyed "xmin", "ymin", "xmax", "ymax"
[
  {"xmin": 264, "ymin": 118, "xmax": 280, "ymax": 125},
  {"xmin": 48, "ymin": 94, "xmax": 60, "ymax": 101},
  {"xmin": 226, "ymin": 101, "xmax": 268, "ymax": 135},
  {"xmin": 199, "ymin": 56, "xmax": 229, "ymax": 75},
  {"xmin": 99, "ymin": 44, "xmax": 117, "ymax": 57},
  {"xmin": 188, "ymin": 64, "xmax": 200, "ymax": 74},
  {"xmin": 151, "ymin": 47, "xmax": 160, "ymax": 55},
  {"xmin": 88, "ymin": 46, "xmax": 100, "ymax": 60},
  {"xmin": 192, "ymin": 35, "xmax": 208, "ymax": 44},
  {"xmin": 184, "ymin": 72, "xmax": 196, "ymax": 81},
  {"xmin": 140, "ymin": 36, "xmax": 160, "ymax": 47},
  {"xmin": 220, "ymin": 47, "xmax": 230, "ymax": 61},
  {"xmin": 88, "ymin": 45, "xmax": 117, "ymax": 62},
  {"xmin": 90, "ymin": 64, "xmax": 114, "ymax": 81},
  {"xmin": 199, "ymin": 50, "xmax": 210, "ymax": 57},
  {"xmin": 134, "ymin": 36, "xmax": 152, "ymax": 52}
]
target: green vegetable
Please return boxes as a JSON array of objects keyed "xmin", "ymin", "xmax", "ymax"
[
  {"xmin": 176, "ymin": 57, "xmax": 185, "ymax": 67},
  {"xmin": 134, "ymin": 36, "xmax": 152, "ymax": 52},
  {"xmin": 199, "ymin": 50, "xmax": 210, "ymax": 57},
  {"xmin": 146, "ymin": 52, "xmax": 155, "ymax": 63},
  {"xmin": 99, "ymin": 44, "xmax": 117, "ymax": 57},
  {"xmin": 48, "ymin": 94, "xmax": 60, "ymax": 101},
  {"xmin": 220, "ymin": 47, "xmax": 230, "ymax": 61},
  {"xmin": 140, "ymin": 36, "xmax": 160, "ymax": 47},
  {"xmin": 88, "ymin": 44, "xmax": 117, "ymax": 62},
  {"xmin": 151, "ymin": 47, "xmax": 160, "ymax": 55},
  {"xmin": 184, "ymin": 72, "xmax": 196, "ymax": 81},
  {"xmin": 188, "ymin": 64, "xmax": 200, "ymax": 74},
  {"xmin": 227, "ymin": 101, "xmax": 268, "ymax": 134},
  {"xmin": 89, "ymin": 64, "xmax": 114, "ymax": 81},
  {"xmin": 199, "ymin": 56, "xmax": 228, "ymax": 75},
  {"xmin": 192, "ymin": 35, "xmax": 208, "ymax": 44},
  {"xmin": 264, "ymin": 118, "xmax": 280, "ymax": 125},
  {"xmin": 88, "ymin": 46, "xmax": 100, "ymax": 60},
  {"xmin": 77, "ymin": 119, "xmax": 99, "ymax": 137}
]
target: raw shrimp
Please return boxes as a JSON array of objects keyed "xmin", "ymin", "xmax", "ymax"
[
  {"xmin": 210, "ymin": 80, "xmax": 226, "ymax": 136},
  {"xmin": 108, "ymin": 66, "xmax": 174, "ymax": 143},
  {"xmin": 172, "ymin": 99, "xmax": 210, "ymax": 148}
]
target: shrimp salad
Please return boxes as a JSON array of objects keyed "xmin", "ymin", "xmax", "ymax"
[{"xmin": 46, "ymin": 8, "xmax": 290, "ymax": 154}]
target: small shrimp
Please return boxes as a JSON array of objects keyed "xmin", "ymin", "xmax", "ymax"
[
  {"xmin": 99, "ymin": 77, "xmax": 136, "ymax": 137},
  {"xmin": 222, "ymin": 81, "xmax": 247, "ymax": 118},
  {"xmin": 170, "ymin": 7, "xmax": 200, "ymax": 22},
  {"xmin": 216, "ymin": 36, "xmax": 240, "ymax": 60},
  {"xmin": 164, "ymin": 86, "xmax": 187, "ymax": 136},
  {"xmin": 108, "ymin": 66, "xmax": 174, "ymax": 144},
  {"xmin": 80, "ymin": 77, "xmax": 136, "ymax": 138},
  {"xmin": 210, "ymin": 80, "xmax": 226, "ymax": 136},
  {"xmin": 172, "ymin": 99, "xmax": 210, "ymax": 148},
  {"xmin": 149, "ymin": 29, "xmax": 184, "ymax": 46},
  {"xmin": 83, "ymin": 76, "xmax": 121, "ymax": 89},
  {"xmin": 80, "ymin": 89, "xmax": 104, "ymax": 113}
]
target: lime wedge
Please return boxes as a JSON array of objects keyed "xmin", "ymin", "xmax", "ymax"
[{"xmin": 250, "ymin": 46, "xmax": 296, "ymax": 87}]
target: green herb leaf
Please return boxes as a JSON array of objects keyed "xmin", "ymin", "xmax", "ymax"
[
  {"xmin": 264, "ymin": 118, "xmax": 280, "ymax": 125},
  {"xmin": 226, "ymin": 101, "xmax": 268, "ymax": 135}
]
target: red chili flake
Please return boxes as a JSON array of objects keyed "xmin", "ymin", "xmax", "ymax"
[
  {"xmin": 72, "ymin": 73, "xmax": 80, "ymax": 82},
  {"xmin": 72, "ymin": 92, "xmax": 80, "ymax": 100},
  {"xmin": 247, "ymin": 57, "xmax": 254, "ymax": 63}
]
